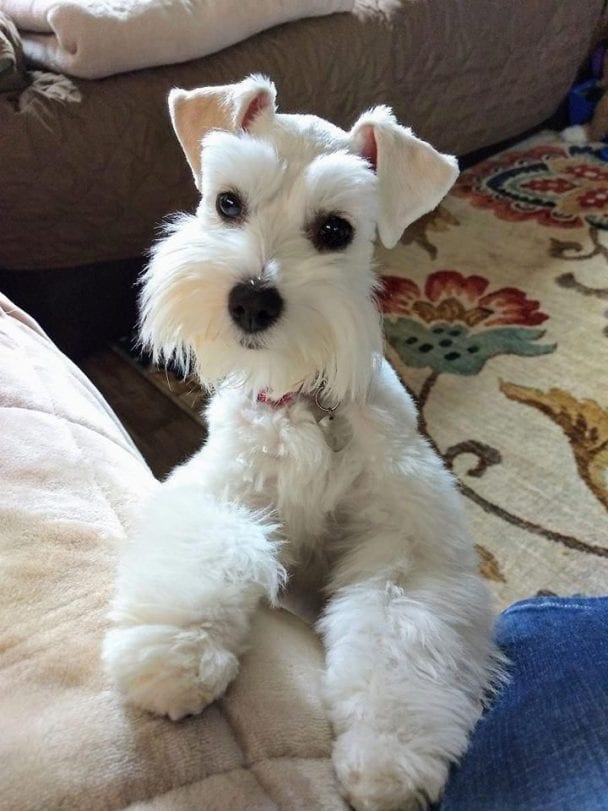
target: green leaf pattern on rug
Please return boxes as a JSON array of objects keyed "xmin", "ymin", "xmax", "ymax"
[{"xmin": 384, "ymin": 319, "xmax": 554, "ymax": 375}]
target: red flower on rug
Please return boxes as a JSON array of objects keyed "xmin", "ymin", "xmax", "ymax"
[
  {"xmin": 454, "ymin": 144, "xmax": 608, "ymax": 230},
  {"xmin": 381, "ymin": 271, "xmax": 554, "ymax": 375},
  {"xmin": 380, "ymin": 270, "xmax": 548, "ymax": 327}
]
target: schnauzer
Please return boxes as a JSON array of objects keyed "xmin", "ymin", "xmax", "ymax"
[{"xmin": 104, "ymin": 76, "xmax": 500, "ymax": 811}]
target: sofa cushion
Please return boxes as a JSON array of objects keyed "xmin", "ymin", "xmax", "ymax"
[{"xmin": 0, "ymin": 293, "xmax": 344, "ymax": 810}]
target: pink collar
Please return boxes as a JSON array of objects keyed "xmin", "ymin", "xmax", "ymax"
[
  {"xmin": 256, "ymin": 390, "xmax": 298, "ymax": 409},
  {"xmin": 256, "ymin": 382, "xmax": 338, "ymax": 418}
]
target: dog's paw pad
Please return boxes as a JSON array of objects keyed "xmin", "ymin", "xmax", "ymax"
[
  {"xmin": 333, "ymin": 728, "xmax": 449, "ymax": 811},
  {"xmin": 103, "ymin": 624, "xmax": 239, "ymax": 720}
]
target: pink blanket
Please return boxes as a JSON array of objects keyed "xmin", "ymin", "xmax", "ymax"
[{"xmin": 2, "ymin": 0, "xmax": 354, "ymax": 78}]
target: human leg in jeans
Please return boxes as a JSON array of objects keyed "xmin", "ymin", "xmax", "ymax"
[{"xmin": 440, "ymin": 597, "xmax": 608, "ymax": 811}]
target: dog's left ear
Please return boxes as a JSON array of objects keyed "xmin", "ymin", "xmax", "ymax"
[
  {"xmin": 168, "ymin": 75, "xmax": 277, "ymax": 189},
  {"xmin": 350, "ymin": 106, "xmax": 459, "ymax": 248}
]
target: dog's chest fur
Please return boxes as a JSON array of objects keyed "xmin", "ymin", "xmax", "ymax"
[{"xmin": 206, "ymin": 391, "xmax": 366, "ymax": 568}]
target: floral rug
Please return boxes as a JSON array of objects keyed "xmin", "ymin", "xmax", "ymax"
[
  {"xmin": 381, "ymin": 130, "xmax": 608, "ymax": 607},
  {"xmin": 120, "ymin": 131, "xmax": 608, "ymax": 608}
]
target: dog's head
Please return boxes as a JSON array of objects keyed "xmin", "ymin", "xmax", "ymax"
[{"xmin": 141, "ymin": 75, "xmax": 457, "ymax": 401}]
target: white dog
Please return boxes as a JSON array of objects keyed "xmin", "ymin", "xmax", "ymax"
[{"xmin": 103, "ymin": 75, "xmax": 500, "ymax": 811}]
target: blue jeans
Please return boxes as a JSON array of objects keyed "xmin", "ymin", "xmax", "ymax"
[{"xmin": 441, "ymin": 597, "xmax": 608, "ymax": 811}]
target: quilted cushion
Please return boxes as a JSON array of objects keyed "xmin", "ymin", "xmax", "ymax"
[{"xmin": 0, "ymin": 293, "xmax": 345, "ymax": 810}]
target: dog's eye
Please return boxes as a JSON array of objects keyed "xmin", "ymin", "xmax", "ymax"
[
  {"xmin": 216, "ymin": 192, "xmax": 245, "ymax": 221},
  {"xmin": 313, "ymin": 215, "xmax": 354, "ymax": 252}
]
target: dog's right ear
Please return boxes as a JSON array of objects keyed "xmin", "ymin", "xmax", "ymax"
[{"xmin": 168, "ymin": 75, "xmax": 277, "ymax": 189}]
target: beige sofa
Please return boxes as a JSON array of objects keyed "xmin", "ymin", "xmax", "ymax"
[
  {"xmin": 0, "ymin": 0, "xmax": 605, "ymax": 355},
  {"xmin": 0, "ymin": 291, "xmax": 348, "ymax": 810}
]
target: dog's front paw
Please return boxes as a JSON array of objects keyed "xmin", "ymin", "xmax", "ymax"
[
  {"xmin": 333, "ymin": 726, "xmax": 449, "ymax": 811},
  {"xmin": 103, "ymin": 624, "xmax": 239, "ymax": 721}
]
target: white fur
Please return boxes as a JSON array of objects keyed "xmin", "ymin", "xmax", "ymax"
[
  {"xmin": 104, "ymin": 79, "xmax": 500, "ymax": 811},
  {"xmin": 351, "ymin": 106, "xmax": 459, "ymax": 248},
  {"xmin": 561, "ymin": 124, "xmax": 589, "ymax": 145}
]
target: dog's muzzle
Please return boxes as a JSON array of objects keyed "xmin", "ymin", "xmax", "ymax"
[{"xmin": 228, "ymin": 279, "xmax": 283, "ymax": 334}]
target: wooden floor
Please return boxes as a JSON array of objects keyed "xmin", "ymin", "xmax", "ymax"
[{"xmin": 81, "ymin": 347, "xmax": 205, "ymax": 480}]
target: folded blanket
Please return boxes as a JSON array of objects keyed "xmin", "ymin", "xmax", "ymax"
[
  {"xmin": 1, "ymin": 0, "xmax": 354, "ymax": 79},
  {"xmin": 0, "ymin": 10, "xmax": 29, "ymax": 92}
]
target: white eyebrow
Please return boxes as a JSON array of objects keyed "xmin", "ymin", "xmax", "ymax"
[
  {"xmin": 202, "ymin": 131, "xmax": 285, "ymax": 205},
  {"xmin": 305, "ymin": 152, "xmax": 377, "ymax": 219}
]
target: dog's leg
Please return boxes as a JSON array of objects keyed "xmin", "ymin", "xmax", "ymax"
[
  {"xmin": 320, "ymin": 541, "xmax": 497, "ymax": 811},
  {"xmin": 103, "ymin": 482, "xmax": 284, "ymax": 720}
]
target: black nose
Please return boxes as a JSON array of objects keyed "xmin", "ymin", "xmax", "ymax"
[{"xmin": 228, "ymin": 280, "xmax": 283, "ymax": 333}]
